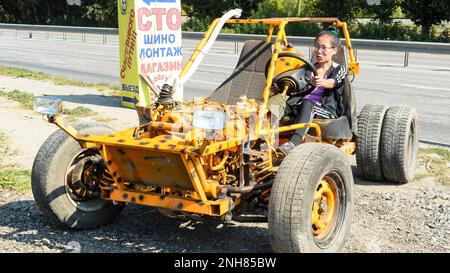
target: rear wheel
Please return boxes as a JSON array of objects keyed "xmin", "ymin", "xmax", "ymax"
[
  {"xmin": 268, "ymin": 143, "xmax": 353, "ymax": 253},
  {"xmin": 381, "ymin": 106, "xmax": 419, "ymax": 183},
  {"xmin": 356, "ymin": 104, "xmax": 388, "ymax": 181},
  {"xmin": 31, "ymin": 123, "xmax": 124, "ymax": 229}
]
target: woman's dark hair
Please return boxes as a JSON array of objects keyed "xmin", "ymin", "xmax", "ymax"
[{"xmin": 314, "ymin": 30, "xmax": 340, "ymax": 48}]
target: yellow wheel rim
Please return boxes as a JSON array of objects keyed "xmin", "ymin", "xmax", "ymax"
[{"xmin": 311, "ymin": 177, "xmax": 337, "ymax": 237}]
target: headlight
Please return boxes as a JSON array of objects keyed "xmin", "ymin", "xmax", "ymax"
[
  {"xmin": 192, "ymin": 110, "xmax": 226, "ymax": 130},
  {"xmin": 33, "ymin": 96, "xmax": 62, "ymax": 116}
]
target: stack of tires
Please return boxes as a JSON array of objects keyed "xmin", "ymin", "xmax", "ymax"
[{"xmin": 356, "ymin": 104, "xmax": 419, "ymax": 184}]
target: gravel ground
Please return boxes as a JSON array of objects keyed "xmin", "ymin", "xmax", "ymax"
[
  {"xmin": 0, "ymin": 175, "xmax": 449, "ymax": 253},
  {"xmin": 0, "ymin": 75, "xmax": 449, "ymax": 253}
]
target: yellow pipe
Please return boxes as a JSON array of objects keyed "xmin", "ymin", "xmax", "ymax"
[
  {"xmin": 256, "ymin": 21, "xmax": 287, "ymax": 138},
  {"xmin": 266, "ymin": 24, "xmax": 275, "ymax": 42},
  {"xmin": 192, "ymin": 157, "xmax": 218, "ymax": 198},
  {"xmin": 260, "ymin": 122, "xmax": 322, "ymax": 140},
  {"xmin": 179, "ymin": 18, "xmax": 220, "ymax": 79},
  {"xmin": 52, "ymin": 115, "xmax": 80, "ymax": 140},
  {"xmin": 333, "ymin": 21, "xmax": 356, "ymax": 66},
  {"xmin": 181, "ymin": 157, "xmax": 208, "ymax": 202},
  {"xmin": 209, "ymin": 151, "xmax": 230, "ymax": 171}
]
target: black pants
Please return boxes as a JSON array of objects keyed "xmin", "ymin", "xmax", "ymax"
[
  {"xmin": 285, "ymin": 98, "xmax": 332, "ymax": 145},
  {"xmin": 285, "ymin": 98, "xmax": 314, "ymax": 145}
]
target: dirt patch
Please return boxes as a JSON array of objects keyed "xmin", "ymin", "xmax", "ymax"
[{"xmin": 0, "ymin": 75, "xmax": 448, "ymax": 253}]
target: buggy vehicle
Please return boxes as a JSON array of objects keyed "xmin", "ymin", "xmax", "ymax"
[{"xmin": 31, "ymin": 14, "xmax": 419, "ymax": 253}]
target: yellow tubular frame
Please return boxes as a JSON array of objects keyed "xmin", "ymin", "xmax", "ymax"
[{"xmin": 47, "ymin": 17, "xmax": 358, "ymax": 218}]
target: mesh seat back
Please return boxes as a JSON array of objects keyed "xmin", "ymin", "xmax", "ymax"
[{"xmin": 208, "ymin": 40, "xmax": 273, "ymax": 105}]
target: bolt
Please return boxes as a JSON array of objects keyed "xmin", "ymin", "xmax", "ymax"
[{"xmin": 223, "ymin": 212, "xmax": 233, "ymax": 222}]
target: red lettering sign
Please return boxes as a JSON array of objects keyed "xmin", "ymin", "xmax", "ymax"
[{"xmin": 137, "ymin": 7, "xmax": 181, "ymax": 31}]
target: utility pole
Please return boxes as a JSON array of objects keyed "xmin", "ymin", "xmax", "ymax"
[
  {"xmin": 66, "ymin": 0, "xmax": 81, "ymax": 5},
  {"xmin": 296, "ymin": 0, "xmax": 302, "ymax": 16}
]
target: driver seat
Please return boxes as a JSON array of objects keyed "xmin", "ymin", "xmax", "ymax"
[{"xmin": 208, "ymin": 40, "xmax": 272, "ymax": 105}]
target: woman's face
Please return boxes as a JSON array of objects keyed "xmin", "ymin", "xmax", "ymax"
[{"xmin": 313, "ymin": 35, "xmax": 338, "ymax": 64}]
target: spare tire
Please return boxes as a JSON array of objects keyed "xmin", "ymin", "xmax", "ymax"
[
  {"xmin": 381, "ymin": 106, "xmax": 419, "ymax": 184},
  {"xmin": 356, "ymin": 104, "xmax": 388, "ymax": 181}
]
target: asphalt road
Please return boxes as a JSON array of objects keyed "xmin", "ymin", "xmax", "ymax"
[{"xmin": 0, "ymin": 36, "xmax": 449, "ymax": 144}]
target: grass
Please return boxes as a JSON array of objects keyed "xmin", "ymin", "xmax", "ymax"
[
  {"xmin": 0, "ymin": 131, "xmax": 30, "ymax": 192},
  {"xmin": 63, "ymin": 106, "xmax": 95, "ymax": 117},
  {"xmin": 416, "ymin": 147, "xmax": 450, "ymax": 184},
  {"xmin": 0, "ymin": 66, "xmax": 120, "ymax": 94},
  {"xmin": 0, "ymin": 168, "xmax": 31, "ymax": 192},
  {"xmin": 0, "ymin": 90, "xmax": 100, "ymax": 122},
  {"xmin": 0, "ymin": 89, "xmax": 34, "ymax": 110},
  {"xmin": 0, "ymin": 131, "xmax": 13, "ymax": 162},
  {"xmin": 62, "ymin": 106, "xmax": 98, "ymax": 122}
]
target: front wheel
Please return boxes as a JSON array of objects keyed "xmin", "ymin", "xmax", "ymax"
[
  {"xmin": 31, "ymin": 123, "xmax": 124, "ymax": 229},
  {"xmin": 268, "ymin": 143, "xmax": 353, "ymax": 253}
]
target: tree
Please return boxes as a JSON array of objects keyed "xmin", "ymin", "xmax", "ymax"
[
  {"xmin": 0, "ymin": 0, "xmax": 117, "ymax": 27},
  {"xmin": 366, "ymin": 0, "xmax": 402, "ymax": 23},
  {"xmin": 310, "ymin": 0, "xmax": 367, "ymax": 22},
  {"xmin": 182, "ymin": 0, "xmax": 263, "ymax": 20},
  {"xmin": 401, "ymin": 0, "xmax": 449, "ymax": 38}
]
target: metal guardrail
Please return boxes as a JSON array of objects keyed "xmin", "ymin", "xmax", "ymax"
[
  {"xmin": 183, "ymin": 31, "xmax": 450, "ymax": 54},
  {"xmin": 0, "ymin": 23, "xmax": 118, "ymax": 43},
  {"xmin": 0, "ymin": 23, "xmax": 117, "ymax": 35},
  {"xmin": 1, "ymin": 23, "xmax": 450, "ymax": 66}
]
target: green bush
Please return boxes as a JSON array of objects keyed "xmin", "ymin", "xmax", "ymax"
[
  {"xmin": 348, "ymin": 21, "xmax": 449, "ymax": 42},
  {"xmin": 182, "ymin": 0, "xmax": 449, "ymax": 43}
]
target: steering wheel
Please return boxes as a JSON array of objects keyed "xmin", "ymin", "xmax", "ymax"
[{"xmin": 265, "ymin": 52, "xmax": 318, "ymax": 97}]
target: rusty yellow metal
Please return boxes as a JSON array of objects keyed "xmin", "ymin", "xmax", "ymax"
[
  {"xmin": 45, "ymin": 16, "xmax": 361, "ymax": 219},
  {"xmin": 261, "ymin": 122, "xmax": 322, "ymax": 141},
  {"xmin": 275, "ymin": 49, "xmax": 305, "ymax": 76},
  {"xmin": 339, "ymin": 141, "xmax": 356, "ymax": 156},
  {"xmin": 180, "ymin": 156, "xmax": 208, "ymax": 202},
  {"xmin": 312, "ymin": 178, "xmax": 336, "ymax": 236},
  {"xmin": 226, "ymin": 18, "xmax": 339, "ymax": 25},
  {"xmin": 52, "ymin": 115, "xmax": 79, "ymax": 139},
  {"xmin": 99, "ymin": 145, "xmax": 126, "ymax": 191},
  {"xmin": 266, "ymin": 24, "xmax": 275, "ymax": 42},
  {"xmin": 192, "ymin": 156, "xmax": 219, "ymax": 198},
  {"xmin": 77, "ymin": 133, "xmax": 200, "ymax": 156},
  {"xmin": 109, "ymin": 189, "xmax": 229, "ymax": 216},
  {"xmin": 256, "ymin": 21, "xmax": 288, "ymax": 138},
  {"xmin": 332, "ymin": 21, "xmax": 359, "ymax": 76}
]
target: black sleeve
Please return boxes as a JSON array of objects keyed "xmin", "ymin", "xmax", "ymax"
[{"xmin": 329, "ymin": 64, "xmax": 347, "ymax": 89}]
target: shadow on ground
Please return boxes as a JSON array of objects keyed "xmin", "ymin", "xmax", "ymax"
[
  {"xmin": 52, "ymin": 94, "xmax": 122, "ymax": 108},
  {"xmin": 351, "ymin": 165, "xmax": 404, "ymax": 187},
  {"xmin": 0, "ymin": 199, "xmax": 272, "ymax": 253}
]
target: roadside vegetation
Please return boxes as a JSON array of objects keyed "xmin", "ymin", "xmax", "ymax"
[
  {"xmin": 0, "ymin": 89, "xmax": 34, "ymax": 110},
  {"xmin": 416, "ymin": 147, "xmax": 450, "ymax": 185},
  {"xmin": 182, "ymin": 0, "xmax": 449, "ymax": 42},
  {"xmin": 0, "ymin": 131, "xmax": 31, "ymax": 192},
  {"xmin": 0, "ymin": 89, "xmax": 104, "ymax": 123},
  {"xmin": 0, "ymin": 66, "xmax": 120, "ymax": 95}
]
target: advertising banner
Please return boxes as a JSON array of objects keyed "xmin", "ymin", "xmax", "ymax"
[{"xmin": 118, "ymin": 0, "xmax": 183, "ymax": 108}]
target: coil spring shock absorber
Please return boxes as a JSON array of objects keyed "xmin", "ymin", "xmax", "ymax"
[
  {"xmin": 85, "ymin": 156, "xmax": 115, "ymax": 192},
  {"xmin": 247, "ymin": 153, "xmax": 274, "ymax": 208}
]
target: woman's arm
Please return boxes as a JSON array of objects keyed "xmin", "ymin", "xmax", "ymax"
[
  {"xmin": 310, "ymin": 64, "xmax": 347, "ymax": 89},
  {"xmin": 310, "ymin": 77, "xmax": 336, "ymax": 88},
  {"xmin": 329, "ymin": 64, "xmax": 347, "ymax": 88}
]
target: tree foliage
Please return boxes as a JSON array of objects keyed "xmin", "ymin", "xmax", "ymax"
[
  {"xmin": 0, "ymin": 0, "xmax": 449, "ymax": 42},
  {"xmin": 309, "ymin": 0, "xmax": 367, "ymax": 22},
  {"xmin": 182, "ymin": 0, "xmax": 263, "ymax": 20},
  {"xmin": 0, "ymin": 0, "xmax": 117, "ymax": 27},
  {"xmin": 365, "ymin": 0, "xmax": 402, "ymax": 23},
  {"xmin": 401, "ymin": 0, "xmax": 449, "ymax": 37}
]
